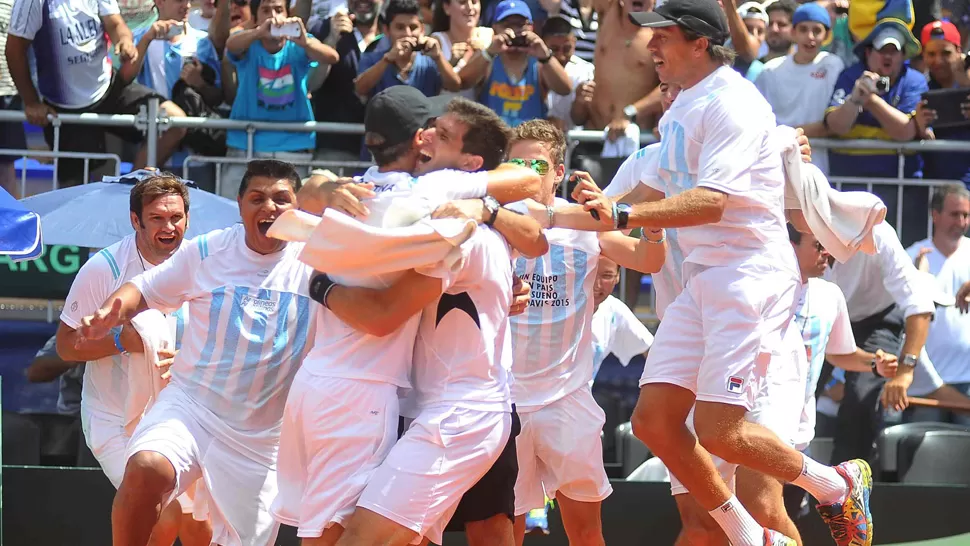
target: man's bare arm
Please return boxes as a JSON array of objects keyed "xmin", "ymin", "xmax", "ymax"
[
  {"xmin": 323, "ymin": 270, "xmax": 444, "ymax": 337},
  {"xmin": 597, "ymin": 231, "xmax": 665, "ymax": 274}
]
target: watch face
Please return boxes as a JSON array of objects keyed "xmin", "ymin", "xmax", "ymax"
[{"xmin": 617, "ymin": 203, "xmax": 632, "ymax": 213}]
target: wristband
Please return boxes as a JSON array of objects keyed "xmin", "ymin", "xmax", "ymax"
[
  {"xmin": 538, "ymin": 52, "xmax": 552, "ymax": 64},
  {"xmin": 546, "ymin": 205, "xmax": 555, "ymax": 228},
  {"xmin": 308, "ymin": 273, "xmax": 337, "ymax": 309},
  {"xmin": 113, "ymin": 327, "xmax": 129, "ymax": 356},
  {"xmin": 611, "ymin": 201, "xmax": 619, "ymax": 229},
  {"xmin": 641, "ymin": 228, "xmax": 665, "ymax": 244}
]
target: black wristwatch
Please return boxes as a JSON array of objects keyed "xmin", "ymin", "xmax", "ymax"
[
  {"xmin": 616, "ymin": 203, "xmax": 632, "ymax": 230},
  {"xmin": 482, "ymin": 195, "xmax": 500, "ymax": 226},
  {"xmin": 538, "ymin": 51, "xmax": 553, "ymax": 64}
]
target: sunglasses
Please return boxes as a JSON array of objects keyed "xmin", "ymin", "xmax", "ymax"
[{"xmin": 507, "ymin": 158, "xmax": 551, "ymax": 175}]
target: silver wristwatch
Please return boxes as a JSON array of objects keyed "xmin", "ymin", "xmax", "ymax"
[
  {"xmin": 623, "ymin": 104, "xmax": 638, "ymax": 121},
  {"xmin": 482, "ymin": 195, "xmax": 500, "ymax": 226},
  {"xmin": 901, "ymin": 353, "xmax": 918, "ymax": 368}
]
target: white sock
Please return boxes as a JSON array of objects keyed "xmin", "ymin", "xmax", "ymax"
[
  {"xmin": 791, "ymin": 453, "xmax": 849, "ymax": 505},
  {"xmin": 708, "ymin": 495, "xmax": 764, "ymax": 546}
]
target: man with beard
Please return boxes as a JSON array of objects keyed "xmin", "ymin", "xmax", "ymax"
[
  {"xmin": 56, "ymin": 175, "xmax": 211, "ymax": 546},
  {"xmin": 276, "ymin": 88, "xmax": 543, "ymax": 546},
  {"xmin": 77, "ymin": 160, "xmax": 318, "ymax": 546}
]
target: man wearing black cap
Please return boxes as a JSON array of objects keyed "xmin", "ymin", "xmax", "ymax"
[
  {"xmin": 278, "ymin": 86, "xmax": 543, "ymax": 546},
  {"xmin": 553, "ymin": 2, "xmax": 874, "ymax": 545}
]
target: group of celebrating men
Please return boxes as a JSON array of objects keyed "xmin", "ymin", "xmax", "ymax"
[{"xmin": 55, "ymin": 0, "xmax": 890, "ymax": 545}]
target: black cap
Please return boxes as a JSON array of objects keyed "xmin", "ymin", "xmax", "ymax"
[
  {"xmin": 364, "ymin": 87, "xmax": 452, "ymax": 149},
  {"xmin": 628, "ymin": 0, "xmax": 729, "ymax": 43}
]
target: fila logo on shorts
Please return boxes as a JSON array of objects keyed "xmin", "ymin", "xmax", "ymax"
[{"xmin": 726, "ymin": 376, "xmax": 744, "ymax": 394}]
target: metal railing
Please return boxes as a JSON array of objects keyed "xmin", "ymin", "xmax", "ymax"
[{"xmin": 5, "ymin": 100, "xmax": 970, "ymax": 322}]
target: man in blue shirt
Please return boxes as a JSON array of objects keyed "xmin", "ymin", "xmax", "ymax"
[
  {"xmin": 824, "ymin": 21, "xmax": 930, "ymax": 245},
  {"xmin": 355, "ymin": 0, "xmax": 461, "ymax": 98},
  {"xmin": 457, "ymin": 0, "xmax": 570, "ymax": 128}
]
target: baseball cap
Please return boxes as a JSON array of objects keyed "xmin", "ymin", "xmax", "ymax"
[
  {"xmin": 628, "ymin": 0, "xmax": 729, "ymax": 44},
  {"xmin": 872, "ymin": 26, "xmax": 905, "ymax": 51},
  {"xmin": 921, "ymin": 20, "xmax": 962, "ymax": 48},
  {"xmin": 493, "ymin": 0, "xmax": 533, "ymax": 23},
  {"xmin": 364, "ymin": 87, "xmax": 451, "ymax": 149},
  {"xmin": 792, "ymin": 3, "xmax": 830, "ymax": 29},
  {"xmin": 737, "ymin": 2, "xmax": 768, "ymax": 24}
]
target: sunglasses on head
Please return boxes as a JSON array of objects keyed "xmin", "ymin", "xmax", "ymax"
[{"xmin": 507, "ymin": 158, "xmax": 551, "ymax": 175}]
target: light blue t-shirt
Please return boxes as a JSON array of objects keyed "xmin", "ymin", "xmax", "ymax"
[
  {"xmin": 228, "ymin": 39, "xmax": 317, "ymax": 153},
  {"xmin": 132, "ymin": 24, "xmax": 221, "ymax": 98}
]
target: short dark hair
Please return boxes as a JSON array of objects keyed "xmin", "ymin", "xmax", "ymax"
[
  {"xmin": 931, "ymin": 183, "xmax": 970, "ymax": 212},
  {"xmin": 366, "ymin": 137, "xmax": 414, "ymax": 166},
  {"xmin": 765, "ymin": 0, "xmax": 796, "ymax": 19},
  {"xmin": 385, "ymin": 0, "xmax": 421, "ymax": 25},
  {"xmin": 238, "ymin": 159, "xmax": 303, "ymax": 198},
  {"xmin": 250, "ymin": 0, "xmax": 288, "ymax": 17},
  {"xmin": 682, "ymin": 27, "xmax": 737, "ymax": 65},
  {"xmin": 432, "ymin": 0, "xmax": 449, "ymax": 32},
  {"xmin": 447, "ymin": 98, "xmax": 511, "ymax": 170},
  {"xmin": 787, "ymin": 223, "xmax": 802, "ymax": 244},
  {"xmin": 541, "ymin": 16, "xmax": 574, "ymax": 38},
  {"xmin": 130, "ymin": 174, "xmax": 190, "ymax": 223}
]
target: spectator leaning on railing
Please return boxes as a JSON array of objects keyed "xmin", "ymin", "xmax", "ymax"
[
  {"xmin": 916, "ymin": 19, "xmax": 970, "ymax": 184},
  {"xmin": 5, "ymin": 0, "xmax": 188, "ymax": 185},
  {"xmin": 458, "ymin": 0, "xmax": 571, "ymax": 127},
  {"xmin": 755, "ymin": 2, "xmax": 843, "ymax": 174},
  {"xmin": 221, "ymin": 0, "xmax": 338, "ymax": 198},
  {"xmin": 354, "ymin": 0, "xmax": 461, "ymax": 99}
]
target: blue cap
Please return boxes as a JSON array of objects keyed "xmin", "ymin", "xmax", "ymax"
[
  {"xmin": 493, "ymin": 0, "xmax": 533, "ymax": 23},
  {"xmin": 792, "ymin": 3, "xmax": 831, "ymax": 29}
]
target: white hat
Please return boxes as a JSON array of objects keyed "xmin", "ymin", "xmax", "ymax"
[
  {"xmin": 737, "ymin": 1, "xmax": 769, "ymax": 24},
  {"xmin": 872, "ymin": 26, "xmax": 906, "ymax": 51}
]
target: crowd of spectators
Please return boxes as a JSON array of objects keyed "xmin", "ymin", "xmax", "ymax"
[{"xmin": 2, "ymin": 0, "xmax": 970, "ymax": 471}]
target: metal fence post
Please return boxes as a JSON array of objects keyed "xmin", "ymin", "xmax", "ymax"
[{"xmin": 145, "ymin": 98, "xmax": 160, "ymax": 168}]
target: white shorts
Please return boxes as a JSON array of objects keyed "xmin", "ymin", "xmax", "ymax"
[
  {"xmin": 514, "ymin": 386, "xmax": 613, "ymax": 515},
  {"xmin": 125, "ymin": 384, "xmax": 281, "ymax": 546},
  {"xmin": 669, "ymin": 318, "xmax": 807, "ymax": 496},
  {"xmin": 641, "ymin": 262, "xmax": 801, "ymax": 410},
  {"xmin": 82, "ymin": 409, "xmax": 199, "ymax": 514},
  {"xmin": 357, "ymin": 405, "xmax": 511, "ymax": 546},
  {"xmin": 273, "ymin": 372, "xmax": 399, "ymax": 537}
]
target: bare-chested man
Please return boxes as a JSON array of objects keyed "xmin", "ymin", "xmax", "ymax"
[{"xmin": 585, "ymin": 0, "xmax": 661, "ymax": 139}]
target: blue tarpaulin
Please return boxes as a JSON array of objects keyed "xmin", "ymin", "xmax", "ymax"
[{"xmin": 0, "ymin": 187, "xmax": 43, "ymax": 262}]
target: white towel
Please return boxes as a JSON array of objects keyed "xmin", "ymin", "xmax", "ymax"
[
  {"xmin": 124, "ymin": 310, "xmax": 173, "ymax": 436},
  {"xmin": 268, "ymin": 205, "xmax": 477, "ymax": 289},
  {"xmin": 601, "ymin": 123, "xmax": 641, "ymax": 159},
  {"xmin": 777, "ymin": 125, "xmax": 887, "ymax": 264}
]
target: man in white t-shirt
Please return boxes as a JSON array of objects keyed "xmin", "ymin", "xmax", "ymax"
[
  {"xmin": 75, "ymin": 160, "xmax": 317, "ymax": 546},
  {"xmin": 907, "ymin": 184, "xmax": 970, "ymax": 425},
  {"xmin": 273, "ymin": 89, "xmax": 543, "ymax": 546},
  {"xmin": 55, "ymin": 175, "xmax": 211, "ymax": 546},
  {"xmin": 754, "ymin": 3, "xmax": 843, "ymax": 175},
  {"xmin": 541, "ymin": 0, "xmax": 874, "ymax": 543},
  {"xmin": 5, "ymin": 0, "xmax": 187, "ymax": 185},
  {"xmin": 541, "ymin": 15, "xmax": 595, "ymax": 133},
  {"xmin": 507, "ymin": 119, "xmax": 665, "ymax": 546},
  {"xmin": 590, "ymin": 256, "xmax": 654, "ymax": 385}
]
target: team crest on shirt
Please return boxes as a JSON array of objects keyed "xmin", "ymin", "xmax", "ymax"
[{"xmin": 726, "ymin": 376, "xmax": 744, "ymax": 394}]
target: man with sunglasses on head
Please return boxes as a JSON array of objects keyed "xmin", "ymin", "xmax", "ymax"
[{"xmin": 498, "ymin": 119, "xmax": 665, "ymax": 546}]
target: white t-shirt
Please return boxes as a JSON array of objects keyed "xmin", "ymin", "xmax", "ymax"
[
  {"xmin": 60, "ymin": 235, "xmax": 188, "ymax": 424},
  {"xmin": 655, "ymin": 65, "xmax": 795, "ymax": 277},
  {"xmin": 906, "ymin": 237, "xmax": 970, "ymax": 384},
  {"xmin": 590, "ymin": 294, "xmax": 654, "ymax": 385},
  {"xmin": 510, "ymin": 197, "xmax": 601, "ymax": 411},
  {"xmin": 131, "ymin": 225, "xmax": 317, "ymax": 436},
  {"xmin": 754, "ymin": 52, "xmax": 844, "ymax": 175},
  {"xmin": 605, "ymin": 143, "xmax": 686, "ymax": 319},
  {"xmin": 301, "ymin": 167, "xmax": 490, "ymax": 388},
  {"xmin": 412, "ymin": 227, "xmax": 513, "ymax": 411},
  {"xmin": 792, "ymin": 277, "xmax": 855, "ymax": 449},
  {"xmin": 187, "ymin": 9, "xmax": 211, "ymax": 32},
  {"xmin": 9, "ymin": 0, "xmax": 119, "ymax": 108},
  {"xmin": 547, "ymin": 55, "xmax": 594, "ymax": 130}
]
